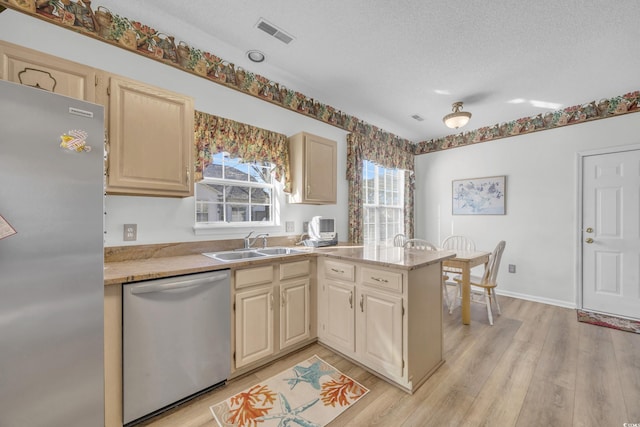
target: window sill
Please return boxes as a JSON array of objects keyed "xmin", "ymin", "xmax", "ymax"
[{"xmin": 193, "ymin": 223, "xmax": 283, "ymax": 237}]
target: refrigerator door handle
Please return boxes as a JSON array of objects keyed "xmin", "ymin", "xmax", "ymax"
[{"xmin": 130, "ymin": 273, "xmax": 228, "ymax": 295}]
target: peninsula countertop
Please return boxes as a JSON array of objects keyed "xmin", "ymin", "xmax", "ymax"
[
  {"xmin": 315, "ymin": 245, "xmax": 455, "ymax": 269},
  {"xmin": 104, "ymin": 244, "xmax": 456, "ymax": 286}
]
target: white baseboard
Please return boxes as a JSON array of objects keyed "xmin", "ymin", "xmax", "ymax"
[{"xmin": 495, "ymin": 289, "xmax": 576, "ymax": 309}]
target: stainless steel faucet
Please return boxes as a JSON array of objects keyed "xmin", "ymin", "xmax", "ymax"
[
  {"xmin": 243, "ymin": 231, "xmax": 254, "ymax": 249},
  {"xmin": 243, "ymin": 231, "xmax": 269, "ymax": 249}
]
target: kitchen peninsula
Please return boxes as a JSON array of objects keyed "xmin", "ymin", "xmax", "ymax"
[
  {"xmin": 103, "ymin": 242, "xmax": 454, "ymax": 426},
  {"xmin": 316, "ymin": 245, "xmax": 455, "ymax": 393}
]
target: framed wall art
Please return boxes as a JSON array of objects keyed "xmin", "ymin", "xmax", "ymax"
[{"xmin": 452, "ymin": 176, "xmax": 506, "ymax": 215}]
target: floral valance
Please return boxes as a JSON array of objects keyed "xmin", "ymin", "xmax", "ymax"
[
  {"xmin": 346, "ymin": 132, "xmax": 414, "ymax": 181},
  {"xmin": 194, "ymin": 111, "xmax": 291, "ymax": 192}
]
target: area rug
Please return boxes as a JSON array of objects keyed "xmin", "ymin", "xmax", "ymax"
[
  {"xmin": 577, "ymin": 309, "xmax": 640, "ymax": 334},
  {"xmin": 211, "ymin": 355, "xmax": 369, "ymax": 427}
]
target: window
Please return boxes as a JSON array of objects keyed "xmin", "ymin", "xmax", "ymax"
[
  {"xmin": 362, "ymin": 160, "xmax": 405, "ymax": 244},
  {"xmin": 195, "ymin": 152, "xmax": 275, "ymax": 226}
]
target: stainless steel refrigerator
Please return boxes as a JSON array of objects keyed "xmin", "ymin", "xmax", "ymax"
[{"xmin": 0, "ymin": 80, "xmax": 105, "ymax": 427}]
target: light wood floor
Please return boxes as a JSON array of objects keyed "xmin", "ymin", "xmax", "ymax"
[{"xmin": 139, "ymin": 295, "xmax": 640, "ymax": 427}]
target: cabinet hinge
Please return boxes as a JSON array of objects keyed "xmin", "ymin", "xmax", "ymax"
[
  {"xmin": 402, "ymin": 304, "xmax": 405, "ymax": 316},
  {"xmin": 402, "ymin": 359, "xmax": 405, "ymax": 369},
  {"xmin": 94, "ymin": 75, "xmax": 98, "ymax": 87},
  {"xmin": 233, "ymin": 302, "xmax": 236, "ymax": 311},
  {"xmin": 233, "ymin": 351, "xmax": 236, "ymax": 362}
]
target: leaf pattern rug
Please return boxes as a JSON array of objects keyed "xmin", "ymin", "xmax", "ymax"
[{"xmin": 211, "ymin": 355, "xmax": 369, "ymax": 427}]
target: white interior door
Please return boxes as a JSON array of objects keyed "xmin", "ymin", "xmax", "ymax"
[{"xmin": 582, "ymin": 149, "xmax": 640, "ymax": 319}]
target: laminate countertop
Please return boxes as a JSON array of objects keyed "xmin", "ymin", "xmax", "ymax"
[{"xmin": 104, "ymin": 244, "xmax": 456, "ymax": 286}]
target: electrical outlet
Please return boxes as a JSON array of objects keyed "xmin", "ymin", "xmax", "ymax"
[
  {"xmin": 123, "ymin": 224, "xmax": 137, "ymax": 241},
  {"xmin": 303, "ymin": 221, "xmax": 309, "ymax": 233},
  {"xmin": 508, "ymin": 264, "xmax": 516, "ymax": 273},
  {"xmin": 285, "ymin": 221, "xmax": 295, "ymax": 232}
]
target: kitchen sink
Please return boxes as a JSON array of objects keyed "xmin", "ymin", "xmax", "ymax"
[
  {"xmin": 202, "ymin": 251, "xmax": 268, "ymax": 262},
  {"xmin": 202, "ymin": 247, "xmax": 306, "ymax": 262},
  {"xmin": 256, "ymin": 247, "xmax": 305, "ymax": 256}
]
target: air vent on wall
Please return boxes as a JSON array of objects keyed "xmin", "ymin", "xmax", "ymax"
[
  {"xmin": 256, "ymin": 18, "xmax": 295, "ymax": 44},
  {"xmin": 411, "ymin": 114, "xmax": 425, "ymax": 122}
]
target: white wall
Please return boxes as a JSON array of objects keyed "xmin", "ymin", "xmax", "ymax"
[
  {"xmin": 0, "ymin": 11, "xmax": 349, "ymax": 246},
  {"xmin": 415, "ymin": 112, "xmax": 640, "ymax": 307}
]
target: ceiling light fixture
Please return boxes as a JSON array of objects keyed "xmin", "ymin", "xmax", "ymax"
[
  {"xmin": 443, "ymin": 101, "xmax": 472, "ymax": 129},
  {"xmin": 247, "ymin": 50, "xmax": 265, "ymax": 63}
]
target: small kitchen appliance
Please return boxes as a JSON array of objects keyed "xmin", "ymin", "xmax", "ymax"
[{"xmin": 304, "ymin": 216, "xmax": 338, "ymax": 247}]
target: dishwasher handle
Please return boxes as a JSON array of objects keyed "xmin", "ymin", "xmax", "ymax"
[{"xmin": 129, "ymin": 272, "xmax": 229, "ymax": 295}]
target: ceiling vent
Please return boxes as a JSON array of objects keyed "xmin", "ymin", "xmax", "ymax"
[
  {"xmin": 256, "ymin": 18, "xmax": 295, "ymax": 44},
  {"xmin": 411, "ymin": 114, "xmax": 425, "ymax": 122}
]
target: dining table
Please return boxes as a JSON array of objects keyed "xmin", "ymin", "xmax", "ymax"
[{"xmin": 442, "ymin": 250, "xmax": 491, "ymax": 325}]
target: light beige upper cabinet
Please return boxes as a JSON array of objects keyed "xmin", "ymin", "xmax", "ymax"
[
  {"xmin": 288, "ymin": 132, "xmax": 337, "ymax": 204},
  {"xmin": 0, "ymin": 40, "xmax": 97, "ymax": 101},
  {"xmin": 99, "ymin": 74, "xmax": 194, "ymax": 197}
]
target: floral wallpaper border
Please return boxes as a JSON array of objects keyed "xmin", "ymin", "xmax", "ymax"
[
  {"xmin": 414, "ymin": 91, "xmax": 640, "ymax": 154},
  {"xmin": 2, "ymin": 0, "xmax": 639, "ymax": 156},
  {"xmin": 0, "ymin": 0, "xmax": 413, "ymax": 150}
]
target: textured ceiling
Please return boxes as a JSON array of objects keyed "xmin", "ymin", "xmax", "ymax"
[{"xmin": 96, "ymin": 0, "xmax": 640, "ymax": 143}]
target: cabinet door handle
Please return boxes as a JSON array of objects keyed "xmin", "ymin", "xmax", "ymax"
[
  {"xmin": 371, "ymin": 276, "xmax": 389, "ymax": 283},
  {"xmin": 270, "ymin": 293, "xmax": 274, "ymax": 310},
  {"xmin": 281, "ymin": 291, "xmax": 286, "ymax": 307},
  {"xmin": 331, "ymin": 268, "xmax": 345, "ymax": 273},
  {"xmin": 349, "ymin": 291, "xmax": 353, "ymax": 309},
  {"xmin": 360, "ymin": 294, "xmax": 364, "ymax": 312},
  {"xmin": 186, "ymin": 168, "xmax": 190, "ymax": 184}
]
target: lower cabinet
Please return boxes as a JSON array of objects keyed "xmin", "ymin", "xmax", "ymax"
[
  {"xmin": 280, "ymin": 278, "xmax": 311, "ymax": 349},
  {"xmin": 358, "ymin": 287, "xmax": 403, "ymax": 378},
  {"xmin": 235, "ymin": 284, "xmax": 274, "ymax": 367},
  {"xmin": 323, "ymin": 280, "xmax": 356, "ymax": 353},
  {"xmin": 322, "ymin": 279, "xmax": 402, "ymax": 377},
  {"xmin": 233, "ymin": 259, "xmax": 315, "ymax": 372},
  {"xmin": 318, "ymin": 257, "xmax": 443, "ymax": 393}
]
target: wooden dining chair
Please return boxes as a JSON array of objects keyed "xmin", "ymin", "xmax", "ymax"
[
  {"xmin": 393, "ymin": 233, "xmax": 407, "ymax": 247},
  {"xmin": 453, "ymin": 240, "xmax": 506, "ymax": 325},
  {"xmin": 403, "ymin": 238, "xmax": 437, "ymax": 250},
  {"xmin": 441, "ymin": 235, "xmax": 476, "ymax": 312},
  {"xmin": 442, "ymin": 235, "xmax": 476, "ymax": 252}
]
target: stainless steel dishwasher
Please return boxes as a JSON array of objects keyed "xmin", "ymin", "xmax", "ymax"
[{"xmin": 123, "ymin": 270, "xmax": 231, "ymax": 425}]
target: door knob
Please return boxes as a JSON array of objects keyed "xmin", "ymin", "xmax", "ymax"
[
  {"xmin": 585, "ymin": 238, "xmax": 594, "ymax": 244},
  {"xmin": 585, "ymin": 227, "xmax": 594, "ymax": 233}
]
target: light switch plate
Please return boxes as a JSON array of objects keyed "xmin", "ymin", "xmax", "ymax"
[
  {"xmin": 508, "ymin": 264, "xmax": 516, "ymax": 273},
  {"xmin": 123, "ymin": 224, "xmax": 137, "ymax": 241},
  {"xmin": 285, "ymin": 221, "xmax": 295, "ymax": 232}
]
